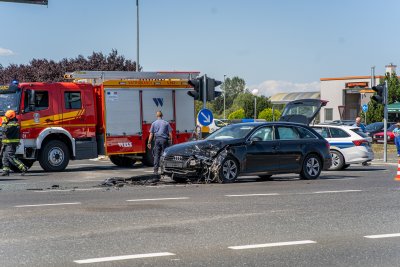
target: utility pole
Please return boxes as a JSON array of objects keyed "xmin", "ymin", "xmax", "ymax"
[
  {"xmin": 384, "ymin": 80, "xmax": 388, "ymax": 162},
  {"xmin": 136, "ymin": 0, "xmax": 140, "ymax": 72},
  {"xmin": 223, "ymin": 75, "xmax": 226, "ymax": 120}
]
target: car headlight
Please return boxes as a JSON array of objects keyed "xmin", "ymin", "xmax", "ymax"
[{"xmin": 162, "ymin": 151, "xmax": 167, "ymax": 157}]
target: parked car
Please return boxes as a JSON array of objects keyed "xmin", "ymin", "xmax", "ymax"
[
  {"xmin": 209, "ymin": 119, "xmax": 227, "ymax": 133},
  {"xmin": 373, "ymin": 124, "xmax": 397, "ymax": 143},
  {"xmin": 312, "ymin": 125, "xmax": 374, "ymax": 170},
  {"xmin": 331, "ymin": 120, "xmax": 356, "ymax": 126},
  {"xmin": 365, "ymin": 122, "xmax": 395, "ymax": 137},
  {"xmin": 161, "ymin": 99, "xmax": 331, "ymax": 183}
]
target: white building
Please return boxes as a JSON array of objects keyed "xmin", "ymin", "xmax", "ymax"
[{"xmin": 320, "ymin": 64, "xmax": 396, "ymax": 122}]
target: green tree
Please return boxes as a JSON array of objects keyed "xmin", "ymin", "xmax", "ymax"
[
  {"xmin": 258, "ymin": 108, "xmax": 281, "ymax": 121},
  {"xmin": 229, "ymin": 92, "xmax": 271, "ymax": 118},
  {"xmin": 228, "ymin": 109, "xmax": 245, "ymax": 120},
  {"xmin": 212, "ymin": 76, "xmax": 246, "ymax": 117}
]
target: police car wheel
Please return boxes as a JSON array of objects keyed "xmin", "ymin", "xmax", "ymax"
[
  {"xmin": 39, "ymin": 140, "xmax": 70, "ymax": 172},
  {"xmin": 329, "ymin": 150, "xmax": 344, "ymax": 171}
]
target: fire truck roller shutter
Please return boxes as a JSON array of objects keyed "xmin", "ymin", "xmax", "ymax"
[
  {"xmin": 104, "ymin": 88, "xmax": 141, "ymax": 136},
  {"xmin": 142, "ymin": 89, "xmax": 174, "ymax": 123},
  {"xmin": 175, "ymin": 89, "xmax": 195, "ymax": 133}
]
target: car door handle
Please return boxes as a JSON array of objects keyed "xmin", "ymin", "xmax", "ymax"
[
  {"xmin": 45, "ymin": 119, "xmax": 53, "ymax": 123},
  {"xmin": 272, "ymin": 145, "xmax": 280, "ymax": 150}
]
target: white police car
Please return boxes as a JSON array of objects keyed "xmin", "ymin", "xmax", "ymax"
[{"xmin": 312, "ymin": 125, "xmax": 374, "ymax": 170}]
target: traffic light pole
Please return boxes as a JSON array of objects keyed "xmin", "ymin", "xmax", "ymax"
[
  {"xmin": 203, "ymin": 74, "xmax": 207, "ymax": 109},
  {"xmin": 383, "ymin": 80, "xmax": 388, "ymax": 162}
]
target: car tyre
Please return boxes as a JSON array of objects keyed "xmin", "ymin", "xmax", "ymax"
[
  {"xmin": 258, "ymin": 174, "xmax": 273, "ymax": 181},
  {"xmin": 329, "ymin": 150, "xmax": 344, "ymax": 171},
  {"xmin": 216, "ymin": 156, "xmax": 239, "ymax": 184},
  {"xmin": 110, "ymin": 155, "xmax": 136, "ymax": 167},
  {"xmin": 39, "ymin": 140, "xmax": 70, "ymax": 172},
  {"xmin": 300, "ymin": 154, "xmax": 321, "ymax": 180}
]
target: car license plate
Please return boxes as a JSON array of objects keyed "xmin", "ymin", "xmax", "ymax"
[
  {"xmin": 165, "ymin": 161, "xmax": 183, "ymax": 168},
  {"xmin": 377, "ymin": 140, "xmax": 384, "ymax": 143}
]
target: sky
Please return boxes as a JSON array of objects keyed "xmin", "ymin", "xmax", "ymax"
[{"xmin": 1, "ymin": 0, "xmax": 400, "ymax": 97}]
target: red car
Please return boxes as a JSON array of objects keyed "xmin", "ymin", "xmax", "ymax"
[{"xmin": 373, "ymin": 124, "xmax": 397, "ymax": 143}]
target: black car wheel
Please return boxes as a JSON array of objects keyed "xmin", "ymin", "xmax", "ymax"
[
  {"xmin": 329, "ymin": 150, "xmax": 344, "ymax": 171},
  {"xmin": 217, "ymin": 156, "xmax": 239, "ymax": 183},
  {"xmin": 300, "ymin": 154, "xmax": 321, "ymax": 180},
  {"xmin": 258, "ymin": 174, "xmax": 273, "ymax": 181}
]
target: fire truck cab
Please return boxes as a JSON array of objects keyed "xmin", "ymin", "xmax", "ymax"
[{"xmin": 0, "ymin": 71, "xmax": 198, "ymax": 172}]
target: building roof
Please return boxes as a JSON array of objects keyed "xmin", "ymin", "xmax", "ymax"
[
  {"xmin": 270, "ymin": 91, "xmax": 320, "ymax": 104},
  {"xmin": 320, "ymin": 76, "xmax": 384, "ymax": 81}
]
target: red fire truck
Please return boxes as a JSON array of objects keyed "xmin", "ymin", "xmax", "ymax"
[{"xmin": 0, "ymin": 71, "xmax": 199, "ymax": 171}]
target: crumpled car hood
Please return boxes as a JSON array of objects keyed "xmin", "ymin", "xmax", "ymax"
[{"xmin": 164, "ymin": 139, "xmax": 241, "ymax": 157}]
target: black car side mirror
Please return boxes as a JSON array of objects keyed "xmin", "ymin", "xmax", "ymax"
[{"xmin": 248, "ymin": 136, "xmax": 262, "ymax": 144}]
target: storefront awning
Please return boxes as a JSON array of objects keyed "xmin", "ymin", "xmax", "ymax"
[
  {"xmin": 270, "ymin": 91, "xmax": 320, "ymax": 105},
  {"xmin": 387, "ymin": 102, "xmax": 400, "ymax": 113}
]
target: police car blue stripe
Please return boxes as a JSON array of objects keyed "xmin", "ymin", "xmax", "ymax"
[{"xmin": 329, "ymin": 142, "xmax": 355, "ymax": 149}]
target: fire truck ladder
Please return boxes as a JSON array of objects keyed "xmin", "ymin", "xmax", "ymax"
[{"xmin": 64, "ymin": 71, "xmax": 200, "ymax": 84}]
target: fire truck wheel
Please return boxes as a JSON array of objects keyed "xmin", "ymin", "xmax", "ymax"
[
  {"xmin": 109, "ymin": 155, "xmax": 136, "ymax": 167},
  {"xmin": 39, "ymin": 140, "xmax": 70, "ymax": 172}
]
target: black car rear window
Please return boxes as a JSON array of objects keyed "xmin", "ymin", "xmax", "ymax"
[{"xmin": 296, "ymin": 127, "xmax": 318, "ymax": 139}]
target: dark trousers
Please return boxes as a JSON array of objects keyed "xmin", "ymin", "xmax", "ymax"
[
  {"xmin": 153, "ymin": 138, "xmax": 168, "ymax": 172},
  {"xmin": 2, "ymin": 144, "xmax": 26, "ymax": 172}
]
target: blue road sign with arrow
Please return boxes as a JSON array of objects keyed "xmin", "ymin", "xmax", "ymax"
[
  {"xmin": 198, "ymin": 108, "xmax": 213, "ymax": 126},
  {"xmin": 362, "ymin": 104, "xmax": 368, "ymax": 112}
]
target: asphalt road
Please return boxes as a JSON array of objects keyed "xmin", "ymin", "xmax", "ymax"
[{"xmin": 1, "ymin": 159, "xmax": 400, "ymax": 267}]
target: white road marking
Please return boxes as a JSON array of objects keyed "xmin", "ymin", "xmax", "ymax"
[
  {"xmin": 34, "ymin": 188, "xmax": 103, "ymax": 193},
  {"xmin": 15, "ymin": 202, "xmax": 81, "ymax": 208},
  {"xmin": 364, "ymin": 233, "xmax": 400, "ymax": 239},
  {"xmin": 327, "ymin": 178, "xmax": 357, "ymax": 181},
  {"xmin": 225, "ymin": 193, "xmax": 280, "ymax": 197},
  {"xmin": 312, "ymin": 190, "xmax": 362, "ymax": 194},
  {"xmin": 126, "ymin": 197, "xmax": 189, "ymax": 202},
  {"xmin": 228, "ymin": 240, "xmax": 317, "ymax": 250},
  {"xmin": 74, "ymin": 252, "xmax": 176, "ymax": 264}
]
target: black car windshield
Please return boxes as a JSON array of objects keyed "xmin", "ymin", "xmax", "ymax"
[{"xmin": 206, "ymin": 124, "xmax": 256, "ymax": 140}]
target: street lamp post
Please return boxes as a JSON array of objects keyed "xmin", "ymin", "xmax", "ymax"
[
  {"xmin": 252, "ymin": 89, "xmax": 259, "ymax": 120},
  {"xmin": 223, "ymin": 75, "xmax": 226, "ymax": 120},
  {"xmin": 136, "ymin": 0, "xmax": 140, "ymax": 72}
]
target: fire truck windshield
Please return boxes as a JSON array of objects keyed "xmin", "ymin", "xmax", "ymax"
[{"xmin": 0, "ymin": 85, "xmax": 21, "ymax": 115}]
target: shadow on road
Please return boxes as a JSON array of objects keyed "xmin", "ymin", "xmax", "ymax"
[
  {"xmin": 27, "ymin": 164, "xmax": 148, "ymax": 174},
  {"xmin": 0, "ymin": 178, "xmax": 26, "ymax": 182}
]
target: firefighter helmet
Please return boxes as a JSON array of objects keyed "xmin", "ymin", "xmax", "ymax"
[{"xmin": 5, "ymin": 110, "xmax": 16, "ymax": 119}]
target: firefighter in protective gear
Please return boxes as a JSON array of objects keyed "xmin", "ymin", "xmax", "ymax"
[{"xmin": 1, "ymin": 110, "xmax": 27, "ymax": 176}]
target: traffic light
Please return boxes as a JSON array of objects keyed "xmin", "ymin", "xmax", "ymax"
[
  {"xmin": 187, "ymin": 76, "xmax": 204, "ymax": 100},
  {"xmin": 371, "ymin": 84, "xmax": 385, "ymax": 104},
  {"xmin": 206, "ymin": 78, "xmax": 222, "ymax": 101}
]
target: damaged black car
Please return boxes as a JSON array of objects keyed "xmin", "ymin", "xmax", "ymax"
[{"xmin": 160, "ymin": 99, "xmax": 331, "ymax": 183}]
